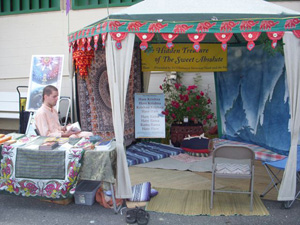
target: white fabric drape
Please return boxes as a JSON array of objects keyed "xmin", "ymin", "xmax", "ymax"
[
  {"xmin": 278, "ymin": 32, "xmax": 300, "ymax": 201},
  {"xmin": 105, "ymin": 33, "xmax": 135, "ymax": 198},
  {"xmin": 143, "ymin": 71, "xmax": 151, "ymax": 93}
]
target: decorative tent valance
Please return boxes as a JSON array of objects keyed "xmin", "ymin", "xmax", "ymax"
[{"xmin": 68, "ymin": 19, "xmax": 300, "ymax": 53}]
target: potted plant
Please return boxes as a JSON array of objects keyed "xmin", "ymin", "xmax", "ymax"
[{"xmin": 160, "ymin": 75, "xmax": 215, "ymax": 145}]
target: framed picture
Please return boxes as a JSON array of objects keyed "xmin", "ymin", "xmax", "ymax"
[{"xmin": 26, "ymin": 55, "xmax": 64, "ymax": 111}]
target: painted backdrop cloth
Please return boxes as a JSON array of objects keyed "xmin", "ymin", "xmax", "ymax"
[
  {"xmin": 215, "ymin": 45, "xmax": 290, "ymax": 155},
  {"xmin": 77, "ymin": 46, "xmax": 142, "ymax": 146}
]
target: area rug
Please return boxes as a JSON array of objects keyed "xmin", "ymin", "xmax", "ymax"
[
  {"xmin": 135, "ymin": 156, "xmax": 213, "ymax": 172},
  {"xmin": 146, "ymin": 187, "xmax": 269, "ymax": 216},
  {"xmin": 135, "ymin": 155, "xmax": 252, "ymax": 172}
]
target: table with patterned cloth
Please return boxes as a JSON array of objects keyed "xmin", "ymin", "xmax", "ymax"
[
  {"xmin": 79, "ymin": 144, "xmax": 117, "ymax": 185},
  {"xmin": 79, "ymin": 142, "xmax": 119, "ymax": 213},
  {"xmin": 0, "ymin": 137, "xmax": 84, "ymax": 199}
]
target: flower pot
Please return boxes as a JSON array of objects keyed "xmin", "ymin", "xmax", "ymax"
[{"xmin": 170, "ymin": 123, "xmax": 204, "ymax": 147}]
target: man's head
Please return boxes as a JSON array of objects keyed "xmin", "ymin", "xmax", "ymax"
[{"xmin": 42, "ymin": 85, "xmax": 59, "ymax": 108}]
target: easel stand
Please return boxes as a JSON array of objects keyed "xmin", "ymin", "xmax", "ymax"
[{"xmin": 25, "ymin": 111, "xmax": 38, "ymax": 136}]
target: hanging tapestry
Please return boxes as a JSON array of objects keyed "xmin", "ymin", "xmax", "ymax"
[
  {"xmin": 77, "ymin": 46, "xmax": 142, "ymax": 146},
  {"xmin": 215, "ymin": 45, "xmax": 290, "ymax": 155},
  {"xmin": 77, "ymin": 77, "xmax": 92, "ymax": 131}
]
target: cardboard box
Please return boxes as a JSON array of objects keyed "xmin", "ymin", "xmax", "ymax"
[{"xmin": 74, "ymin": 180, "xmax": 101, "ymax": 206}]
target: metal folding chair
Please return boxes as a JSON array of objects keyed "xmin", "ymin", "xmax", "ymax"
[
  {"xmin": 260, "ymin": 146, "xmax": 300, "ymax": 209},
  {"xmin": 58, "ymin": 97, "xmax": 71, "ymax": 126},
  {"xmin": 210, "ymin": 145, "xmax": 255, "ymax": 211}
]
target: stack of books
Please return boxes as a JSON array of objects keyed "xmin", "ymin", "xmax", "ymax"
[
  {"xmin": 57, "ymin": 137, "xmax": 69, "ymax": 145},
  {"xmin": 0, "ymin": 135, "xmax": 12, "ymax": 145},
  {"xmin": 95, "ymin": 139, "xmax": 113, "ymax": 151},
  {"xmin": 39, "ymin": 140, "xmax": 59, "ymax": 150}
]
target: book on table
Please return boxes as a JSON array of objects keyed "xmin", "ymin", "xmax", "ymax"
[
  {"xmin": 39, "ymin": 141, "xmax": 59, "ymax": 150},
  {"xmin": 66, "ymin": 122, "xmax": 81, "ymax": 133},
  {"xmin": 95, "ymin": 139, "xmax": 113, "ymax": 151}
]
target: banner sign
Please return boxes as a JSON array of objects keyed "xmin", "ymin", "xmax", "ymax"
[
  {"xmin": 141, "ymin": 44, "xmax": 227, "ymax": 72},
  {"xmin": 135, "ymin": 93, "xmax": 165, "ymax": 138},
  {"xmin": 26, "ymin": 55, "xmax": 64, "ymax": 111}
]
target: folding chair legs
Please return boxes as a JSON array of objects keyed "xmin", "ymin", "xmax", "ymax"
[
  {"xmin": 260, "ymin": 164, "xmax": 282, "ymax": 198},
  {"xmin": 282, "ymin": 173, "xmax": 300, "ymax": 209},
  {"xmin": 210, "ymin": 172, "xmax": 215, "ymax": 209},
  {"xmin": 250, "ymin": 166, "xmax": 255, "ymax": 211}
]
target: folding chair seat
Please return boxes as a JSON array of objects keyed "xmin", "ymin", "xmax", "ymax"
[
  {"xmin": 260, "ymin": 146, "xmax": 300, "ymax": 209},
  {"xmin": 211, "ymin": 145, "xmax": 255, "ymax": 211}
]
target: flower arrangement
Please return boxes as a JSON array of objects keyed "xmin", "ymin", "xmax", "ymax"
[{"xmin": 160, "ymin": 78, "xmax": 215, "ymax": 128}]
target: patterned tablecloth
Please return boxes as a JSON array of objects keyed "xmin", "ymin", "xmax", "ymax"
[
  {"xmin": 0, "ymin": 136, "xmax": 116, "ymax": 199},
  {"xmin": 79, "ymin": 145, "xmax": 116, "ymax": 184},
  {"xmin": 0, "ymin": 144, "xmax": 83, "ymax": 199},
  {"xmin": 212, "ymin": 138, "xmax": 286, "ymax": 162}
]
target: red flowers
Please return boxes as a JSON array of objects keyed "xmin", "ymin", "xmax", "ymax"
[
  {"xmin": 179, "ymin": 94, "xmax": 189, "ymax": 102},
  {"xmin": 187, "ymin": 85, "xmax": 197, "ymax": 91},
  {"xmin": 162, "ymin": 109, "xmax": 169, "ymax": 116},
  {"xmin": 160, "ymin": 79, "xmax": 215, "ymax": 126},
  {"xmin": 171, "ymin": 101, "xmax": 180, "ymax": 108},
  {"xmin": 175, "ymin": 83, "xmax": 182, "ymax": 90},
  {"xmin": 207, "ymin": 114, "xmax": 213, "ymax": 119}
]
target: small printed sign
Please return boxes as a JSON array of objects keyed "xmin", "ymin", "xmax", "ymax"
[{"xmin": 135, "ymin": 93, "xmax": 165, "ymax": 138}]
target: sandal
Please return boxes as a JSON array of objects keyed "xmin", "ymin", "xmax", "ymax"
[
  {"xmin": 126, "ymin": 207, "xmax": 138, "ymax": 224},
  {"xmin": 136, "ymin": 208, "xmax": 150, "ymax": 225}
]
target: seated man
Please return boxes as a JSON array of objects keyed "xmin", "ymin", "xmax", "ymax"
[{"xmin": 35, "ymin": 85, "xmax": 93, "ymax": 138}]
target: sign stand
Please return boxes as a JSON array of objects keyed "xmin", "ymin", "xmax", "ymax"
[{"xmin": 25, "ymin": 112, "xmax": 38, "ymax": 136}]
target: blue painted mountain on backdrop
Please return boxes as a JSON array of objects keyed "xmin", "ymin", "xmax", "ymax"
[{"xmin": 216, "ymin": 45, "xmax": 290, "ymax": 155}]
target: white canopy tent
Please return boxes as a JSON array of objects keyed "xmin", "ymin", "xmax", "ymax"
[{"xmin": 68, "ymin": 0, "xmax": 300, "ymax": 200}]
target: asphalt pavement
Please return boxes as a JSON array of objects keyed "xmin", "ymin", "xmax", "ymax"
[{"xmin": 0, "ymin": 192, "xmax": 299, "ymax": 225}]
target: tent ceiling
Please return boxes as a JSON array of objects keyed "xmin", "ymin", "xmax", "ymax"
[{"xmin": 110, "ymin": 0, "xmax": 300, "ymax": 22}]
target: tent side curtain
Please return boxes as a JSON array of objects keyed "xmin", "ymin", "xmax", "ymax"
[{"xmin": 278, "ymin": 32, "xmax": 300, "ymax": 201}]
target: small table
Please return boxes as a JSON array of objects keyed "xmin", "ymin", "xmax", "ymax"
[{"xmin": 79, "ymin": 143, "xmax": 119, "ymax": 213}]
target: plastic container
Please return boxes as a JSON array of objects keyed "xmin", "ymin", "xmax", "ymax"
[{"xmin": 74, "ymin": 180, "xmax": 101, "ymax": 206}]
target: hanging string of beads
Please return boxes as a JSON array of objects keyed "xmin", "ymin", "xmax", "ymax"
[{"xmin": 73, "ymin": 38, "xmax": 95, "ymax": 78}]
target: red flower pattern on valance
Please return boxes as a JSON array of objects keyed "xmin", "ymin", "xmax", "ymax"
[
  {"xmin": 161, "ymin": 33, "xmax": 179, "ymax": 49},
  {"xmin": 241, "ymin": 32, "xmax": 261, "ymax": 51},
  {"xmin": 293, "ymin": 30, "xmax": 300, "ymax": 38},
  {"xmin": 68, "ymin": 18, "xmax": 300, "ymax": 52},
  {"xmin": 187, "ymin": 33, "xmax": 207, "ymax": 52},
  {"xmin": 136, "ymin": 33, "xmax": 155, "ymax": 51},
  {"xmin": 110, "ymin": 32, "xmax": 128, "ymax": 49},
  {"xmin": 267, "ymin": 32, "xmax": 284, "ymax": 48},
  {"xmin": 214, "ymin": 33, "xmax": 233, "ymax": 51}
]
